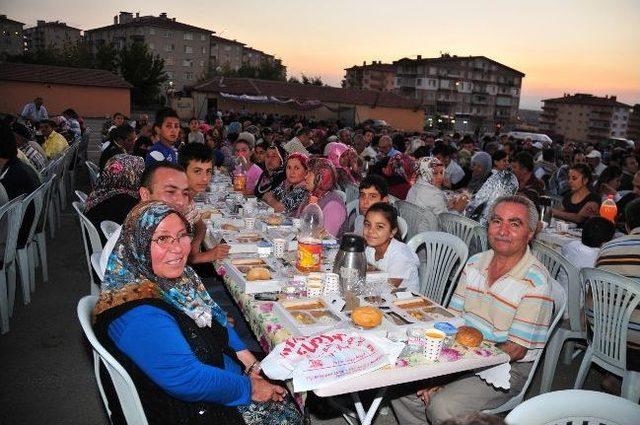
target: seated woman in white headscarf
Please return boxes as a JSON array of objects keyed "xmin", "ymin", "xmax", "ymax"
[{"xmin": 406, "ymin": 157, "xmax": 448, "ymax": 215}]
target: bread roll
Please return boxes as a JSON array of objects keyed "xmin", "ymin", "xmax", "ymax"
[
  {"xmin": 221, "ymin": 223, "xmax": 238, "ymax": 231},
  {"xmin": 246, "ymin": 267, "xmax": 271, "ymax": 281},
  {"xmin": 266, "ymin": 214, "xmax": 283, "ymax": 225},
  {"xmin": 351, "ymin": 306, "xmax": 383, "ymax": 329},
  {"xmin": 455, "ymin": 326, "xmax": 483, "ymax": 347}
]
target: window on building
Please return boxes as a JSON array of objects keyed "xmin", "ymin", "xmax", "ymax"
[
  {"xmin": 163, "ymin": 30, "xmax": 173, "ymax": 38},
  {"xmin": 165, "ymin": 57, "xmax": 175, "ymax": 66},
  {"xmin": 199, "ymin": 59, "xmax": 205, "ymax": 67},
  {"xmin": 182, "ymin": 59, "xmax": 193, "ymax": 67},
  {"xmin": 184, "ymin": 45, "xmax": 193, "ymax": 54},
  {"xmin": 185, "ymin": 72, "xmax": 194, "ymax": 80},
  {"xmin": 165, "ymin": 44, "xmax": 174, "ymax": 52},
  {"xmin": 224, "ymin": 45, "xmax": 231, "ymax": 51},
  {"xmin": 201, "ymin": 46, "xmax": 206, "ymax": 54},
  {"xmin": 149, "ymin": 28, "xmax": 155, "ymax": 35},
  {"xmin": 200, "ymin": 34, "xmax": 206, "ymax": 41},
  {"xmin": 184, "ymin": 32, "xmax": 193, "ymax": 40},
  {"xmin": 417, "ymin": 78, "xmax": 422, "ymax": 85}
]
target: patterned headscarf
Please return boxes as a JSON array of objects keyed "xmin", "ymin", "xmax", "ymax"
[
  {"xmin": 85, "ymin": 154, "xmax": 144, "ymax": 212},
  {"xmin": 327, "ymin": 142, "xmax": 358, "ymax": 184},
  {"xmin": 93, "ymin": 201, "xmax": 227, "ymax": 328},
  {"xmin": 384, "ymin": 153, "xmax": 416, "ymax": 181},
  {"xmin": 415, "ymin": 156, "xmax": 443, "ymax": 186},
  {"xmin": 307, "ymin": 157, "xmax": 337, "ymax": 198}
]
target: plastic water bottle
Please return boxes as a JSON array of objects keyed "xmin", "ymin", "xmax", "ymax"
[
  {"xmin": 599, "ymin": 195, "xmax": 617, "ymax": 223},
  {"xmin": 296, "ymin": 200, "xmax": 324, "ymax": 272}
]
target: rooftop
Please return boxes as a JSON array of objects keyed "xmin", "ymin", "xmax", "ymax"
[
  {"xmin": 193, "ymin": 77, "xmax": 420, "ymax": 109},
  {"xmin": 0, "ymin": 14, "xmax": 25, "ymax": 26},
  {"xmin": 85, "ymin": 13, "xmax": 214, "ymax": 35},
  {"xmin": 345, "ymin": 61, "xmax": 395, "ymax": 72},
  {"xmin": 26, "ymin": 20, "xmax": 82, "ymax": 32},
  {"xmin": 0, "ymin": 62, "xmax": 132, "ymax": 89},
  {"xmin": 210, "ymin": 34, "xmax": 245, "ymax": 45},
  {"xmin": 543, "ymin": 93, "xmax": 631, "ymax": 108},
  {"xmin": 393, "ymin": 54, "xmax": 525, "ymax": 77}
]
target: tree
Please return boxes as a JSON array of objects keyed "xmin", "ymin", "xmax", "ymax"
[
  {"xmin": 95, "ymin": 42, "xmax": 119, "ymax": 73},
  {"xmin": 299, "ymin": 73, "xmax": 324, "ymax": 86},
  {"xmin": 118, "ymin": 41, "xmax": 167, "ymax": 106}
]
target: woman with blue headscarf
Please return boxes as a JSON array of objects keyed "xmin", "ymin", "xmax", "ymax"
[{"xmin": 93, "ymin": 201, "xmax": 302, "ymax": 425}]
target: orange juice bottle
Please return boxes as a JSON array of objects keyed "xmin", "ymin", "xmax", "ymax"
[
  {"xmin": 296, "ymin": 200, "xmax": 324, "ymax": 272},
  {"xmin": 599, "ymin": 195, "xmax": 617, "ymax": 223}
]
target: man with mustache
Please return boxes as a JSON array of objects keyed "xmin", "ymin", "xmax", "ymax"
[{"xmin": 391, "ymin": 195, "xmax": 554, "ymax": 424}]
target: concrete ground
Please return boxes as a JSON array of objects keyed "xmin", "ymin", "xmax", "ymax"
[{"xmin": 0, "ymin": 120, "xmax": 605, "ymax": 424}]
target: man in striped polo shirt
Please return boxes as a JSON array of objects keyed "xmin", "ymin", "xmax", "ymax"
[{"xmin": 391, "ymin": 195, "xmax": 554, "ymax": 424}]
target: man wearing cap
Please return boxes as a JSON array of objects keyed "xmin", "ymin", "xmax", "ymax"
[
  {"xmin": 12, "ymin": 120, "xmax": 47, "ymax": 171},
  {"xmin": 587, "ymin": 150, "xmax": 606, "ymax": 177},
  {"xmin": 283, "ymin": 128, "xmax": 312, "ymax": 156}
]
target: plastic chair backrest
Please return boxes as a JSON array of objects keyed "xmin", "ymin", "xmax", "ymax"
[
  {"xmin": 75, "ymin": 190, "xmax": 88, "ymax": 203},
  {"xmin": 397, "ymin": 216, "xmax": 408, "ymax": 241},
  {"xmin": 0, "ymin": 195, "xmax": 24, "ymax": 266},
  {"xmin": 77, "ymin": 296, "xmax": 148, "ymax": 425},
  {"xmin": 72, "ymin": 201, "xmax": 104, "ymax": 289},
  {"xmin": 100, "ymin": 220, "xmax": 120, "ymax": 240},
  {"xmin": 346, "ymin": 199, "xmax": 358, "ymax": 221},
  {"xmin": 395, "ymin": 200, "xmax": 438, "ymax": 241},
  {"xmin": 18, "ymin": 181, "xmax": 47, "ymax": 247},
  {"xmin": 86, "ymin": 160, "xmax": 100, "ymax": 189},
  {"xmin": 406, "ymin": 231, "xmax": 468, "ymax": 305},
  {"xmin": 531, "ymin": 240, "xmax": 581, "ymax": 334},
  {"xmin": 504, "ymin": 389, "xmax": 640, "ymax": 425},
  {"xmin": 438, "ymin": 212, "xmax": 488, "ymax": 256},
  {"xmin": 35, "ymin": 176, "xmax": 55, "ymax": 234},
  {"xmin": 580, "ymin": 267, "xmax": 640, "ymax": 371},
  {"xmin": 344, "ymin": 183, "xmax": 359, "ymax": 204}
]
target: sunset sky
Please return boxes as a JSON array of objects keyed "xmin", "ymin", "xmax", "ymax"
[{"xmin": 4, "ymin": 0, "xmax": 639, "ymax": 109}]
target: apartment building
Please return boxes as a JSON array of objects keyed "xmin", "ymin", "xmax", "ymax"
[
  {"xmin": 343, "ymin": 61, "xmax": 395, "ymax": 92},
  {"xmin": 24, "ymin": 20, "xmax": 81, "ymax": 52},
  {"xmin": 209, "ymin": 35, "xmax": 244, "ymax": 71},
  {"xmin": 393, "ymin": 54, "xmax": 524, "ymax": 130},
  {"xmin": 627, "ymin": 104, "xmax": 640, "ymax": 143},
  {"xmin": 85, "ymin": 12, "xmax": 213, "ymax": 92},
  {"xmin": 0, "ymin": 15, "xmax": 25, "ymax": 57},
  {"xmin": 540, "ymin": 93, "xmax": 631, "ymax": 143}
]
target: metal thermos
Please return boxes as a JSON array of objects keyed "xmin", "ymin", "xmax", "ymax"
[{"xmin": 332, "ymin": 234, "xmax": 367, "ymax": 310}]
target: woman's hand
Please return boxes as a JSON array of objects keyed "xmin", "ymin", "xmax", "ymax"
[
  {"xmin": 416, "ymin": 386, "xmax": 441, "ymax": 405},
  {"xmin": 210, "ymin": 243, "xmax": 230, "ymax": 260},
  {"xmin": 449, "ymin": 194, "xmax": 468, "ymax": 212},
  {"xmin": 250, "ymin": 374, "xmax": 286, "ymax": 402}
]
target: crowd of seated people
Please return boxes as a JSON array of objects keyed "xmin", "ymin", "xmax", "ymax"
[{"xmin": 7, "ymin": 101, "xmax": 640, "ymax": 423}]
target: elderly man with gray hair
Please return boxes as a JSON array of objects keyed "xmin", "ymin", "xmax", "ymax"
[{"xmin": 391, "ymin": 195, "xmax": 554, "ymax": 424}]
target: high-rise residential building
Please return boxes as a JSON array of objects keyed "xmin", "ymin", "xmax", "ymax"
[
  {"xmin": 343, "ymin": 61, "xmax": 395, "ymax": 92},
  {"xmin": 540, "ymin": 93, "xmax": 631, "ymax": 143},
  {"xmin": 392, "ymin": 54, "xmax": 524, "ymax": 131},
  {"xmin": 24, "ymin": 20, "xmax": 82, "ymax": 52},
  {"xmin": 0, "ymin": 15, "xmax": 25, "ymax": 58},
  {"xmin": 209, "ymin": 35, "xmax": 244, "ymax": 71},
  {"xmin": 626, "ymin": 104, "xmax": 640, "ymax": 143},
  {"xmin": 85, "ymin": 12, "xmax": 214, "ymax": 92}
]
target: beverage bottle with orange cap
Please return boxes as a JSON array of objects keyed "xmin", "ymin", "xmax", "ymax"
[
  {"xmin": 599, "ymin": 195, "xmax": 617, "ymax": 223},
  {"xmin": 297, "ymin": 198, "xmax": 324, "ymax": 273}
]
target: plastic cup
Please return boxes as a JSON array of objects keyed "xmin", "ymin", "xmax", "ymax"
[
  {"xmin": 244, "ymin": 217, "xmax": 256, "ymax": 230},
  {"xmin": 273, "ymin": 238, "xmax": 287, "ymax": 258},
  {"xmin": 423, "ymin": 329, "xmax": 446, "ymax": 361},
  {"xmin": 407, "ymin": 327, "xmax": 427, "ymax": 354}
]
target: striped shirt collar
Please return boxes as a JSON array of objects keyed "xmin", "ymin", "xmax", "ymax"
[{"xmin": 474, "ymin": 246, "xmax": 536, "ymax": 281}]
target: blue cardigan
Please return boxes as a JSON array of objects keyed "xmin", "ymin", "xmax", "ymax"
[{"xmin": 107, "ymin": 304, "xmax": 252, "ymax": 406}]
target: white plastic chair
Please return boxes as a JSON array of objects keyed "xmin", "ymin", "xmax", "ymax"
[
  {"xmin": 100, "ymin": 220, "xmax": 120, "ymax": 241},
  {"xmin": 77, "ymin": 295, "xmax": 148, "ymax": 424},
  {"xmin": 16, "ymin": 181, "xmax": 49, "ymax": 305},
  {"xmin": 33, "ymin": 175, "xmax": 56, "ymax": 285},
  {"xmin": 72, "ymin": 201, "xmax": 103, "ymax": 295},
  {"xmin": 438, "ymin": 212, "xmax": 488, "ymax": 256},
  {"xmin": 335, "ymin": 190, "xmax": 347, "ymax": 203},
  {"xmin": 574, "ymin": 268, "xmax": 640, "ymax": 402},
  {"xmin": 505, "ymin": 389, "xmax": 640, "ymax": 425},
  {"xmin": 485, "ymin": 278, "xmax": 567, "ymax": 414},
  {"xmin": 406, "ymin": 231, "xmax": 468, "ymax": 305},
  {"xmin": 0, "ymin": 196, "xmax": 24, "ymax": 333},
  {"xmin": 533, "ymin": 241, "xmax": 584, "ymax": 393},
  {"xmin": 91, "ymin": 252, "xmax": 105, "ymax": 283},
  {"xmin": 86, "ymin": 160, "xmax": 100, "ymax": 190},
  {"xmin": 75, "ymin": 190, "xmax": 88, "ymax": 203},
  {"xmin": 395, "ymin": 199, "xmax": 438, "ymax": 241},
  {"xmin": 344, "ymin": 183, "xmax": 359, "ymax": 204}
]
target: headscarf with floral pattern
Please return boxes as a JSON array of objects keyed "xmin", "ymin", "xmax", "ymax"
[{"xmin": 85, "ymin": 154, "xmax": 144, "ymax": 212}]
